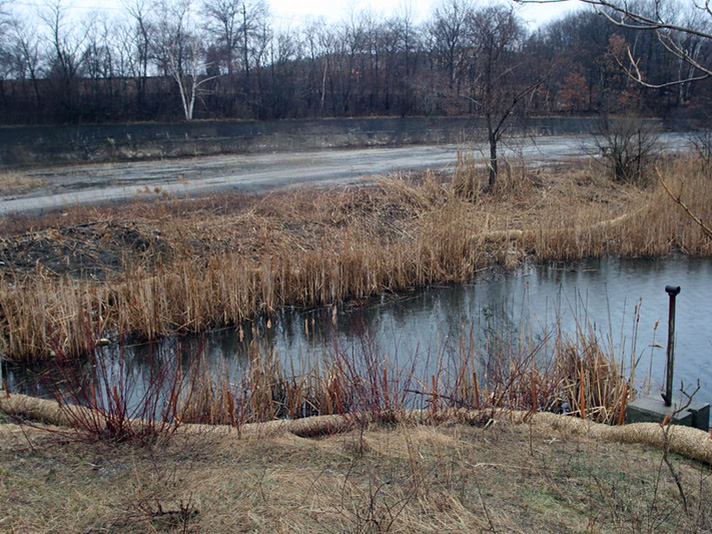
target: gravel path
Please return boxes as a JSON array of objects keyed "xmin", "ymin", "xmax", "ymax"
[{"xmin": 0, "ymin": 133, "xmax": 689, "ymax": 215}]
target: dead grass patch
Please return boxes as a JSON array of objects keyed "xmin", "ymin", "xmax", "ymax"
[
  {"xmin": 1, "ymin": 418, "xmax": 711, "ymax": 533},
  {"xmin": 0, "ymin": 171, "xmax": 45, "ymax": 194}
]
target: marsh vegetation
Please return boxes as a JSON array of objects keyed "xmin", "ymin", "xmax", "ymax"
[
  {"xmin": 2, "ymin": 154, "xmax": 711, "ymax": 360},
  {"xmin": 0, "ymin": 146, "xmax": 711, "ymax": 533},
  {"xmin": 0, "ymin": 149, "xmax": 710, "ymax": 429}
]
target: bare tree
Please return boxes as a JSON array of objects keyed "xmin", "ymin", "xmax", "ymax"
[
  {"xmin": 124, "ymin": 0, "xmax": 156, "ymax": 113},
  {"xmin": 315, "ymin": 21, "xmax": 353, "ymax": 115},
  {"xmin": 590, "ymin": 1, "xmax": 712, "ymax": 88},
  {"xmin": 469, "ymin": 6, "xmax": 548, "ymax": 189},
  {"xmin": 156, "ymin": 0, "xmax": 218, "ymax": 120},
  {"xmin": 300, "ymin": 19, "xmax": 329, "ymax": 114},
  {"xmin": 5, "ymin": 18, "xmax": 43, "ymax": 111},
  {"xmin": 247, "ymin": 9, "xmax": 272, "ymax": 117},
  {"xmin": 79, "ymin": 13, "xmax": 133, "ymax": 119},
  {"xmin": 38, "ymin": 0, "xmax": 87, "ymax": 120},
  {"xmin": 428, "ymin": 0, "xmax": 474, "ymax": 93},
  {"xmin": 0, "ymin": 0, "xmax": 10, "ymax": 30},
  {"xmin": 427, "ymin": 2, "xmax": 548, "ymax": 190},
  {"xmin": 0, "ymin": 1, "xmax": 11, "ymax": 72},
  {"xmin": 39, "ymin": 0, "xmax": 83, "ymax": 80},
  {"xmin": 202, "ymin": 0, "xmax": 268, "ymax": 109},
  {"xmin": 80, "ymin": 13, "xmax": 120, "ymax": 81},
  {"xmin": 386, "ymin": 6, "xmax": 422, "ymax": 115},
  {"xmin": 0, "ymin": 7, "xmax": 9, "ymax": 118},
  {"xmin": 594, "ymin": 115, "xmax": 659, "ymax": 183},
  {"xmin": 201, "ymin": 0, "xmax": 242, "ymax": 75}
]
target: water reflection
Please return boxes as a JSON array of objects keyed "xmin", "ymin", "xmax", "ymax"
[{"xmin": 4, "ymin": 256, "xmax": 712, "ymax": 405}]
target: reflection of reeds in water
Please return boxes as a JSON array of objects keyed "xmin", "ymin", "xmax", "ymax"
[
  {"xmin": 28, "ymin": 295, "xmax": 643, "ymax": 441},
  {"xmin": 179, "ymin": 305, "xmax": 640, "ymax": 428}
]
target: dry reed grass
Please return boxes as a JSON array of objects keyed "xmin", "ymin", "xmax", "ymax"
[
  {"xmin": 0, "ymin": 154, "xmax": 710, "ymax": 362},
  {"xmin": 0, "ymin": 170, "xmax": 45, "ymax": 193},
  {"xmin": 174, "ymin": 310, "xmax": 633, "ymax": 429},
  {"xmin": 1, "ymin": 299, "xmax": 633, "ymax": 439}
]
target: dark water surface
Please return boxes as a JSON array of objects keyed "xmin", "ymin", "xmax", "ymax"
[{"xmin": 5, "ymin": 256, "xmax": 712, "ymax": 407}]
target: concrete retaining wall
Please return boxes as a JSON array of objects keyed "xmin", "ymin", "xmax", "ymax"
[{"xmin": 0, "ymin": 116, "xmax": 678, "ymax": 168}]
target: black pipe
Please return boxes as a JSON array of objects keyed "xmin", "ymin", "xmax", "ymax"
[{"xmin": 662, "ymin": 285, "xmax": 681, "ymax": 407}]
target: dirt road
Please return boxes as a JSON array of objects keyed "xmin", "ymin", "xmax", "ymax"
[{"xmin": 0, "ymin": 133, "xmax": 689, "ymax": 215}]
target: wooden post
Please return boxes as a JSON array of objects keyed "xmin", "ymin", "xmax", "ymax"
[{"xmin": 662, "ymin": 285, "xmax": 681, "ymax": 407}]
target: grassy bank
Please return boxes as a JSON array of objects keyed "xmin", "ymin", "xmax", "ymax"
[
  {"xmin": 1, "ymin": 415, "xmax": 711, "ymax": 533},
  {"xmin": 1, "ymin": 155, "xmax": 710, "ymax": 362}
]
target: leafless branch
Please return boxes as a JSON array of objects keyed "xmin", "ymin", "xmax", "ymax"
[
  {"xmin": 517, "ymin": 0, "xmax": 712, "ymax": 87},
  {"xmin": 621, "ymin": 40, "xmax": 711, "ymax": 88},
  {"xmin": 656, "ymin": 167, "xmax": 712, "ymax": 240}
]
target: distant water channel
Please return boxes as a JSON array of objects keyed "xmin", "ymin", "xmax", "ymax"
[{"xmin": 5, "ymin": 256, "xmax": 712, "ymax": 408}]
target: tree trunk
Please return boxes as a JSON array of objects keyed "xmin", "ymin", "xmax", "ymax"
[
  {"xmin": 486, "ymin": 112, "xmax": 498, "ymax": 190},
  {"xmin": 488, "ymin": 134, "xmax": 498, "ymax": 190}
]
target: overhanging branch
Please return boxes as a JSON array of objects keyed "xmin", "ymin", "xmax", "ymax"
[
  {"xmin": 517, "ymin": 0, "xmax": 712, "ymax": 88},
  {"xmin": 656, "ymin": 167, "xmax": 712, "ymax": 240}
]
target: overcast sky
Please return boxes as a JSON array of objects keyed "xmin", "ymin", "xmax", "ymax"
[
  {"xmin": 268, "ymin": 0, "xmax": 581, "ymax": 28},
  {"xmin": 12, "ymin": 0, "xmax": 583, "ymax": 30}
]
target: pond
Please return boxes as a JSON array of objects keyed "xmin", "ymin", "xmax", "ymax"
[{"xmin": 4, "ymin": 256, "xmax": 712, "ymax": 409}]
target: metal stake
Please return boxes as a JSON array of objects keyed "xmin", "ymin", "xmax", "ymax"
[{"xmin": 662, "ymin": 285, "xmax": 681, "ymax": 407}]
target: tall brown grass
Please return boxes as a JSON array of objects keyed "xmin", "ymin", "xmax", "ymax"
[
  {"xmin": 0, "ymin": 298, "xmax": 654, "ymax": 438},
  {"xmin": 529, "ymin": 157, "xmax": 712, "ymax": 260},
  {"xmin": 0, "ymin": 170, "xmax": 45, "ymax": 193},
  {"xmin": 0, "ymin": 154, "xmax": 710, "ymax": 361},
  {"xmin": 175, "ymin": 308, "xmax": 633, "ymax": 428}
]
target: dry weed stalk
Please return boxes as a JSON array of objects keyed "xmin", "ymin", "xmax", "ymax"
[{"xmin": 169, "ymin": 308, "xmax": 631, "ymax": 429}]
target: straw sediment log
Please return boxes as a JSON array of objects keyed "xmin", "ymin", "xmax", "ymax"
[{"xmin": 4, "ymin": 392, "xmax": 710, "ymax": 464}]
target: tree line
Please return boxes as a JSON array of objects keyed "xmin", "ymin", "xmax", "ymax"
[{"xmin": 0, "ymin": 0, "xmax": 710, "ymax": 125}]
